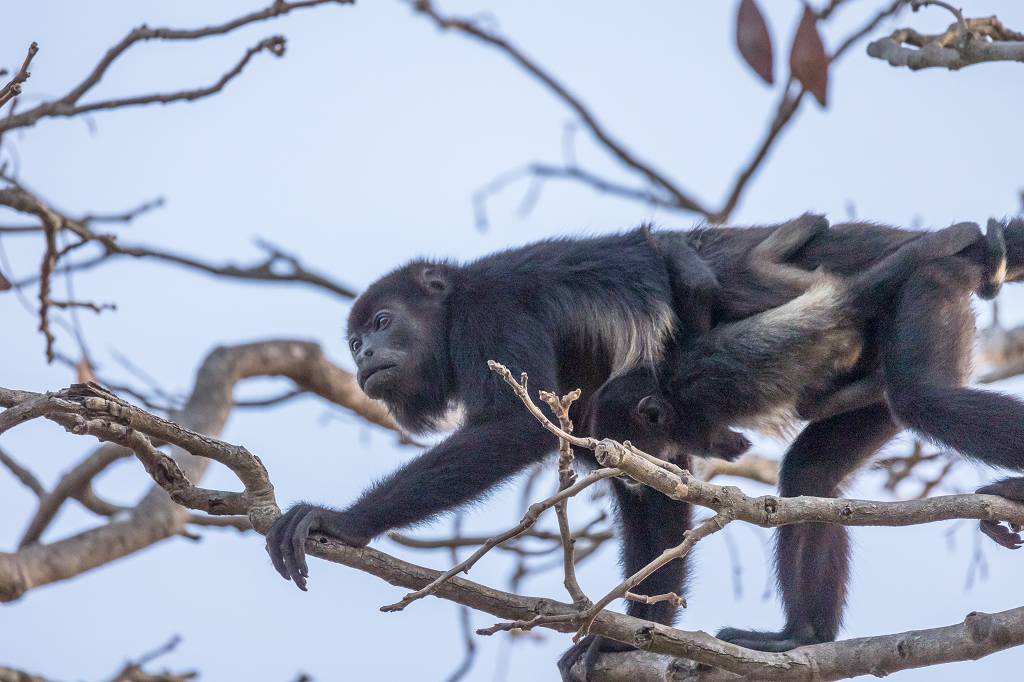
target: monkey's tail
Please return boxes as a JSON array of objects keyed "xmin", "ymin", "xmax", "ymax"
[{"xmin": 999, "ymin": 216, "xmax": 1024, "ymax": 287}]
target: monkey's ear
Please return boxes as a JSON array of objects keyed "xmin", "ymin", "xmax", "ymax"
[
  {"xmin": 418, "ymin": 266, "xmax": 449, "ymax": 295},
  {"xmin": 636, "ymin": 395, "xmax": 667, "ymax": 426}
]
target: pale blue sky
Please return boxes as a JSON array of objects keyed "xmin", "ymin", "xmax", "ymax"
[{"xmin": 2, "ymin": 2, "xmax": 1024, "ymax": 680}]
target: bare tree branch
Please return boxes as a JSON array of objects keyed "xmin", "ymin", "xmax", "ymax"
[
  {"xmin": 456, "ymin": 0, "xmax": 905, "ymax": 225},
  {"xmin": 0, "ymin": 1, "xmax": 353, "ymax": 134},
  {"xmin": 0, "ymin": 42, "xmax": 39, "ymax": 110},
  {"xmin": 0, "ymin": 340, "xmax": 399, "ymax": 602},
  {"xmin": 0, "ymin": 186, "xmax": 357, "ymax": 302},
  {"xmin": 714, "ymin": 0, "xmax": 905, "ymax": 222},
  {"xmin": 18, "ymin": 444, "xmax": 131, "ymax": 547},
  {"xmin": 868, "ymin": 15, "xmax": 1024, "ymax": 71},
  {"xmin": 693, "ymin": 452, "xmax": 779, "ymax": 486},
  {"xmin": 6, "ymin": 354, "xmax": 1024, "ymax": 678},
  {"xmin": 411, "ymin": 0, "xmax": 709, "ymax": 216},
  {"xmin": 0, "ymin": 635, "xmax": 197, "ymax": 682},
  {"xmin": 0, "ymin": 445, "xmax": 45, "ymax": 496}
]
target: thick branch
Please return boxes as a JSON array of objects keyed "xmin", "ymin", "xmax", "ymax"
[
  {"xmin": 0, "ymin": 340, "xmax": 399, "ymax": 601},
  {"xmin": 291, "ymin": 535, "xmax": 1024, "ymax": 681}
]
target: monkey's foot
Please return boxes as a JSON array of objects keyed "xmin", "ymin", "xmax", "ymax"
[
  {"xmin": 557, "ymin": 635, "xmax": 634, "ymax": 682},
  {"xmin": 977, "ymin": 477, "xmax": 1024, "ymax": 549},
  {"xmin": 715, "ymin": 627, "xmax": 825, "ymax": 652}
]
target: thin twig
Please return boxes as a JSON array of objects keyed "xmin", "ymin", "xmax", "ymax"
[
  {"xmin": 0, "ymin": 43, "xmax": 39, "ymax": 110},
  {"xmin": 539, "ymin": 387, "xmax": 592, "ymax": 609},
  {"xmin": 411, "ymin": 0, "xmax": 707, "ymax": 215},
  {"xmin": 378, "ymin": 466, "xmax": 619, "ymax": 612},
  {"xmin": 0, "ymin": 1, "xmax": 353, "ymax": 133}
]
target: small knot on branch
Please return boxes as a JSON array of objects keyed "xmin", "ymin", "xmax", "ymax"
[{"xmin": 595, "ymin": 439, "xmax": 624, "ymax": 467}]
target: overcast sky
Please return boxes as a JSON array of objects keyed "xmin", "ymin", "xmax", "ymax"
[{"xmin": 2, "ymin": 2, "xmax": 1024, "ymax": 680}]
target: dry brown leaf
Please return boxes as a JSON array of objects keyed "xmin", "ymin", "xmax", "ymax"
[
  {"xmin": 790, "ymin": 5, "xmax": 829, "ymax": 107},
  {"xmin": 736, "ymin": 0, "xmax": 774, "ymax": 85}
]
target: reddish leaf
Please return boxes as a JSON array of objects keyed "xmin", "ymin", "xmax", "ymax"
[
  {"xmin": 76, "ymin": 357, "xmax": 97, "ymax": 384},
  {"xmin": 736, "ymin": 0, "xmax": 774, "ymax": 85},
  {"xmin": 789, "ymin": 5, "xmax": 829, "ymax": 107},
  {"xmin": 0, "ymin": 268, "xmax": 11, "ymax": 291}
]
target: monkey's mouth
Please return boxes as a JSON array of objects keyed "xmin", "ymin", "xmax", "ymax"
[{"xmin": 359, "ymin": 364, "xmax": 398, "ymax": 392}]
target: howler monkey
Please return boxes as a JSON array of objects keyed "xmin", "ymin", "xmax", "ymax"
[{"xmin": 264, "ymin": 217, "xmax": 1024, "ymax": 681}]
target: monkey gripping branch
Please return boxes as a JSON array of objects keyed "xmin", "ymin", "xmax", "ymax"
[{"xmin": 2, "ymin": 363, "xmax": 1024, "ymax": 682}]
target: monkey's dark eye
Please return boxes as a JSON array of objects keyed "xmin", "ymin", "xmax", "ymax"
[
  {"xmin": 349, "ymin": 337, "xmax": 362, "ymax": 353},
  {"xmin": 374, "ymin": 312, "xmax": 392, "ymax": 331}
]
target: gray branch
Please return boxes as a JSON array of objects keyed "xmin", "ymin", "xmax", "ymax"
[{"xmin": 868, "ymin": 16, "xmax": 1024, "ymax": 71}]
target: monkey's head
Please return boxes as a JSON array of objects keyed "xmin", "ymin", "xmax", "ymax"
[
  {"xmin": 348, "ymin": 260, "xmax": 456, "ymax": 432},
  {"xmin": 591, "ymin": 370, "xmax": 750, "ymax": 462}
]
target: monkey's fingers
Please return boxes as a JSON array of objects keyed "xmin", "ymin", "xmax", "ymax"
[
  {"xmin": 279, "ymin": 507, "xmax": 314, "ymax": 590},
  {"xmin": 291, "ymin": 511, "xmax": 321, "ymax": 584},
  {"xmin": 557, "ymin": 635, "xmax": 634, "ymax": 682},
  {"xmin": 980, "ymin": 520, "xmax": 1024, "ymax": 549},
  {"xmin": 265, "ymin": 510, "xmax": 296, "ymax": 581}
]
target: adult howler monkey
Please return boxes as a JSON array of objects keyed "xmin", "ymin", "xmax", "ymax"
[{"xmin": 265, "ymin": 217, "xmax": 1024, "ymax": 679}]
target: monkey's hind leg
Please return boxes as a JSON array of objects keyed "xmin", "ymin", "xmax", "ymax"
[{"xmin": 882, "ymin": 256, "xmax": 1024, "ymax": 549}]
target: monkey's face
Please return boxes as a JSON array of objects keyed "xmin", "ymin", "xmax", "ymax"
[
  {"xmin": 349, "ymin": 304, "xmax": 407, "ymax": 399},
  {"xmin": 347, "ymin": 262, "xmax": 452, "ymax": 407},
  {"xmin": 348, "ymin": 300, "xmax": 443, "ymax": 401}
]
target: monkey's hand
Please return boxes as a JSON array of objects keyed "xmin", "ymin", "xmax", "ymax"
[
  {"xmin": 265, "ymin": 503, "xmax": 372, "ymax": 590},
  {"xmin": 703, "ymin": 428, "xmax": 751, "ymax": 461},
  {"xmin": 557, "ymin": 635, "xmax": 634, "ymax": 682},
  {"xmin": 976, "ymin": 478, "xmax": 1024, "ymax": 550}
]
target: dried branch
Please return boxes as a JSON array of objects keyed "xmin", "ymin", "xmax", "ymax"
[
  {"xmin": 19, "ymin": 444, "xmax": 131, "ymax": 546},
  {"xmin": 388, "ymin": 526, "xmax": 613, "ymax": 553},
  {"xmin": 539, "ymin": 387, "xmax": 592, "ymax": 608},
  {"xmin": 1, "ymin": 186, "xmax": 356, "ymax": 302},
  {"xmin": 459, "ymin": 1, "xmax": 904, "ymax": 224},
  {"xmin": 714, "ymin": 0, "xmax": 905, "ymax": 221},
  {"xmin": 379, "ymin": 466, "xmax": 619, "ymax": 613},
  {"xmin": 0, "ymin": 42, "xmax": 39, "ymax": 110},
  {"xmin": 575, "ymin": 512, "xmax": 731, "ymax": 640},
  {"xmin": 411, "ymin": 0, "xmax": 709, "ymax": 216},
  {"xmin": 0, "ymin": 1, "xmax": 353, "ymax": 134},
  {"xmin": 443, "ymin": 515, "xmax": 479, "ymax": 682},
  {"xmin": 692, "ymin": 452, "xmax": 778, "ymax": 486},
  {"xmin": 0, "ymin": 340, "xmax": 398, "ymax": 602},
  {"xmin": 488, "ymin": 359, "xmax": 1024, "ymax": 526},
  {"xmin": 6, "ymin": 357, "xmax": 1024, "ymax": 678},
  {"xmin": 0, "ymin": 445, "xmax": 45, "ymax": 496},
  {"xmin": 974, "ymin": 320, "xmax": 1024, "ymax": 383},
  {"xmin": 0, "ymin": 635, "xmax": 197, "ymax": 682},
  {"xmin": 868, "ymin": 15, "xmax": 1024, "ymax": 70}
]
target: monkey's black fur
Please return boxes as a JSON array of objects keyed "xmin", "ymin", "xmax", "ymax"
[
  {"xmin": 599, "ymin": 218, "xmax": 982, "ymax": 468},
  {"xmin": 264, "ymin": 217, "xmax": 1024, "ymax": 680}
]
